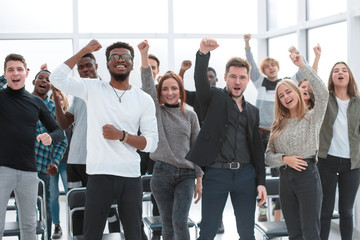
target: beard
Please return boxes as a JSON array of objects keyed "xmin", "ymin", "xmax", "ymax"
[{"xmin": 110, "ymin": 71, "xmax": 130, "ymax": 82}]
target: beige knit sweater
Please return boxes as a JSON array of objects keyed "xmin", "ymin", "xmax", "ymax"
[{"xmin": 265, "ymin": 65, "xmax": 329, "ymax": 168}]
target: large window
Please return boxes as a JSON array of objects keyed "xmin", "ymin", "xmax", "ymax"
[
  {"xmin": 267, "ymin": 0, "xmax": 297, "ymax": 30},
  {"xmin": 308, "ymin": 22, "xmax": 347, "ymax": 82},
  {"xmin": 0, "ymin": 0, "xmax": 73, "ymax": 33},
  {"xmin": 307, "ymin": 0, "xmax": 347, "ymax": 20},
  {"xmin": 173, "ymin": 0, "xmax": 258, "ymax": 34},
  {"xmin": 268, "ymin": 33, "xmax": 298, "ymax": 79},
  {"xmin": 78, "ymin": 0, "xmax": 168, "ymax": 33}
]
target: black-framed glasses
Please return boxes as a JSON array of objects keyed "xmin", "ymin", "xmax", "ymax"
[{"xmin": 108, "ymin": 54, "xmax": 133, "ymax": 62}]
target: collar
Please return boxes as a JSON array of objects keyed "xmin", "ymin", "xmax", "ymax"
[
  {"xmin": 5, "ymin": 86, "xmax": 26, "ymax": 95},
  {"xmin": 164, "ymin": 103, "xmax": 180, "ymax": 108}
]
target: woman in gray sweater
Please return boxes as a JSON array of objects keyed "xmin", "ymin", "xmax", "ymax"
[
  {"xmin": 139, "ymin": 40, "xmax": 203, "ymax": 240},
  {"xmin": 265, "ymin": 50, "xmax": 328, "ymax": 240}
]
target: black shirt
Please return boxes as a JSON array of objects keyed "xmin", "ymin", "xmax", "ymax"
[
  {"xmin": 215, "ymin": 96, "xmax": 250, "ymax": 164},
  {"xmin": 0, "ymin": 87, "xmax": 64, "ymax": 171}
]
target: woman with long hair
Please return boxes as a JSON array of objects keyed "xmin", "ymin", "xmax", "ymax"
[
  {"xmin": 265, "ymin": 50, "xmax": 328, "ymax": 239},
  {"xmin": 139, "ymin": 40, "xmax": 203, "ymax": 240},
  {"xmin": 318, "ymin": 62, "xmax": 360, "ymax": 240}
]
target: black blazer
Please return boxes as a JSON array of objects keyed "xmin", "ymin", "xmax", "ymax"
[{"xmin": 186, "ymin": 51, "xmax": 265, "ymax": 186}]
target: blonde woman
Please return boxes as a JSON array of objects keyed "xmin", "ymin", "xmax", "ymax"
[{"xmin": 265, "ymin": 50, "xmax": 328, "ymax": 239}]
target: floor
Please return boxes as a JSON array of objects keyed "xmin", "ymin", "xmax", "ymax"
[{"xmin": 4, "ymin": 194, "xmax": 348, "ymax": 240}]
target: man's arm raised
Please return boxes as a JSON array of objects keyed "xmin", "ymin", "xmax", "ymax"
[{"xmin": 64, "ymin": 40, "xmax": 102, "ymax": 70}]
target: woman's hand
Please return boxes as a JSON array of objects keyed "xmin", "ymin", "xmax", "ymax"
[{"xmin": 282, "ymin": 155, "xmax": 308, "ymax": 171}]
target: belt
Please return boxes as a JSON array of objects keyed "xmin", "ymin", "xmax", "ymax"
[{"xmin": 209, "ymin": 162, "xmax": 245, "ymax": 170}]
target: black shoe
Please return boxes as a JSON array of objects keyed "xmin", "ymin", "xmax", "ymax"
[
  {"xmin": 52, "ymin": 225, "xmax": 62, "ymax": 239},
  {"xmin": 216, "ymin": 220, "xmax": 225, "ymax": 234}
]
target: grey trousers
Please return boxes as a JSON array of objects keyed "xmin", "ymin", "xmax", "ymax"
[{"xmin": 0, "ymin": 166, "xmax": 39, "ymax": 240}]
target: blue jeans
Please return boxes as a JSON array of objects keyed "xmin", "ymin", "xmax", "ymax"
[
  {"xmin": 151, "ymin": 161, "xmax": 195, "ymax": 240},
  {"xmin": 318, "ymin": 155, "xmax": 360, "ymax": 240},
  {"xmin": 199, "ymin": 164, "xmax": 257, "ymax": 240},
  {"xmin": 38, "ymin": 172, "xmax": 52, "ymax": 240},
  {"xmin": 50, "ymin": 161, "xmax": 67, "ymax": 225},
  {"xmin": 0, "ymin": 167, "xmax": 39, "ymax": 240},
  {"xmin": 279, "ymin": 161, "xmax": 322, "ymax": 240}
]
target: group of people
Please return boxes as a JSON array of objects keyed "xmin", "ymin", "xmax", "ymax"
[{"xmin": 0, "ymin": 35, "xmax": 358, "ymax": 240}]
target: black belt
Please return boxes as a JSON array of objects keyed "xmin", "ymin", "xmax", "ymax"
[{"xmin": 209, "ymin": 162, "xmax": 246, "ymax": 170}]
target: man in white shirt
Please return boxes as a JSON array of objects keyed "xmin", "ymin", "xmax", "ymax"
[{"xmin": 50, "ymin": 39, "xmax": 158, "ymax": 240}]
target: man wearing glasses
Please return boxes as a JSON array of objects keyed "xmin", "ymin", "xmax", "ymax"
[{"xmin": 50, "ymin": 40, "xmax": 158, "ymax": 240}]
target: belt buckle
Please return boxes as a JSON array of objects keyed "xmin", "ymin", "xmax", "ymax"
[{"xmin": 229, "ymin": 162, "xmax": 240, "ymax": 169}]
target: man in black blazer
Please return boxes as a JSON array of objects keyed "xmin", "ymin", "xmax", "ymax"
[{"xmin": 186, "ymin": 38, "xmax": 267, "ymax": 240}]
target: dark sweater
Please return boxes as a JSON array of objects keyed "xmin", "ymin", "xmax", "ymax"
[{"xmin": 0, "ymin": 87, "xmax": 64, "ymax": 172}]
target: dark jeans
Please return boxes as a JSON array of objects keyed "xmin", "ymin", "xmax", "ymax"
[
  {"xmin": 199, "ymin": 164, "xmax": 257, "ymax": 240},
  {"xmin": 38, "ymin": 172, "xmax": 52, "ymax": 240},
  {"xmin": 83, "ymin": 175, "xmax": 142, "ymax": 240},
  {"xmin": 151, "ymin": 161, "xmax": 195, "ymax": 240},
  {"xmin": 318, "ymin": 155, "xmax": 360, "ymax": 240},
  {"xmin": 279, "ymin": 160, "xmax": 322, "ymax": 240}
]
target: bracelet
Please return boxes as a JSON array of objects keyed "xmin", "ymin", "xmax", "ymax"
[
  {"xmin": 123, "ymin": 131, "xmax": 129, "ymax": 143},
  {"xmin": 119, "ymin": 130, "xmax": 126, "ymax": 142}
]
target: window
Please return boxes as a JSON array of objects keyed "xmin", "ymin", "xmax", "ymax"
[
  {"xmin": 173, "ymin": 0, "xmax": 257, "ymax": 34},
  {"xmin": 308, "ymin": 0, "xmax": 346, "ymax": 20},
  {"xmin": 267, "ymin": 0, "xmax": 297, "ymax": 30},
  {"xmin": 0, "ymin": 0, "xmax": 73, "ymax": 33},
  {"xmin": 308, "ymin": 22, "xmax": 347, "ymax": 82},
  {"xmin": 268, "ymin": 33, "xmax": 298, "ymax": 79}
]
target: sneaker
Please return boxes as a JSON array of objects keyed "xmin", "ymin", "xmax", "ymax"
[
  {"xmin": 52, "ymin": 225, "xmax": 62, "ymax": 239},
  {"xmin": 258, "ymin": 205, "xmax": 268, "ymax": 222}
]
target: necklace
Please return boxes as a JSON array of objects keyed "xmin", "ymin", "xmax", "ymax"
[{"xmin": 110, "ymin": 83, "xmax": 130, "ymax": 103}]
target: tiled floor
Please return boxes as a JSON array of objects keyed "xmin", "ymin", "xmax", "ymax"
[{"xmin": 4, "ymin": 194, "xmax": 349, "ymax": 240}]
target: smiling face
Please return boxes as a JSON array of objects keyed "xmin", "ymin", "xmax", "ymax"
[
  {"xmin": 4, "ymin": 60, "xmax": 29, "ymax": 90},
  {"xmin": 277, "ymin": 82, "xmax": 300, "ymax": 117},
  {"xmin": 224, "ymin": 66, "xmax": 249, "ymax": 99},
  {"xmin": 160, "ymin": 78, "xmax": 180, "ymax": 105},
  {"xmin": 33, "ymin": 71, "xmax": 51, "ymax": 99},
  {"xmin": 107, "ymin": 48, "xmax": 133, "ymax": 82}
]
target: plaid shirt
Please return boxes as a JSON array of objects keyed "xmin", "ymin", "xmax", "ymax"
[
  {"xmin": 35, "ymin": 96, "xmax": 68, "ymax": 173},
  {"xmin": 0, "ymin": 75, "xmax": 6, "ymax": 89}
]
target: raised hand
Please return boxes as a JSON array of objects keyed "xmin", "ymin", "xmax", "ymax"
[
  {"xmin": 36, "ymin": 133, "xmax": 52, "ymax": 146},
  {"xmin": 181, "ymin": 60, "xmax": 192, "ymax": 72},
  {"xmin": 40, "ymin": 63, "xmax": 48, "ymax": 71},
  {"xmin": 84, "ymin": 39, "xmax": 102, "ymax": 53},
  {"xmin": 200, "ymin": 38, "xmax": 219, "ymax": 55},
  {"xmin": 289, "ymin": 47, "xmax": 304, "ymax": 68},
  {"xmin": 244, "ymin": 34, "xmax": 252, "ymax": 48},
  {"xmin": 137, "ymin": 40, "xmax": 150, "ymax": 55},
  {"xmin": 288, "ymin": 46, "xmax": 299, "ymax": 54},
  {"xmin": 313, "ymin": 44, "xmax": 321, "ymax": 57}
]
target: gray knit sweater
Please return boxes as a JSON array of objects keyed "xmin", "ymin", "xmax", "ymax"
[
  {"xmin": 141, "ymin": 67, "xmax": 203, "ymax": 177},
  {"xmin": 265, "ymin": 65, "xmax": 329, "ymax": 168}
]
